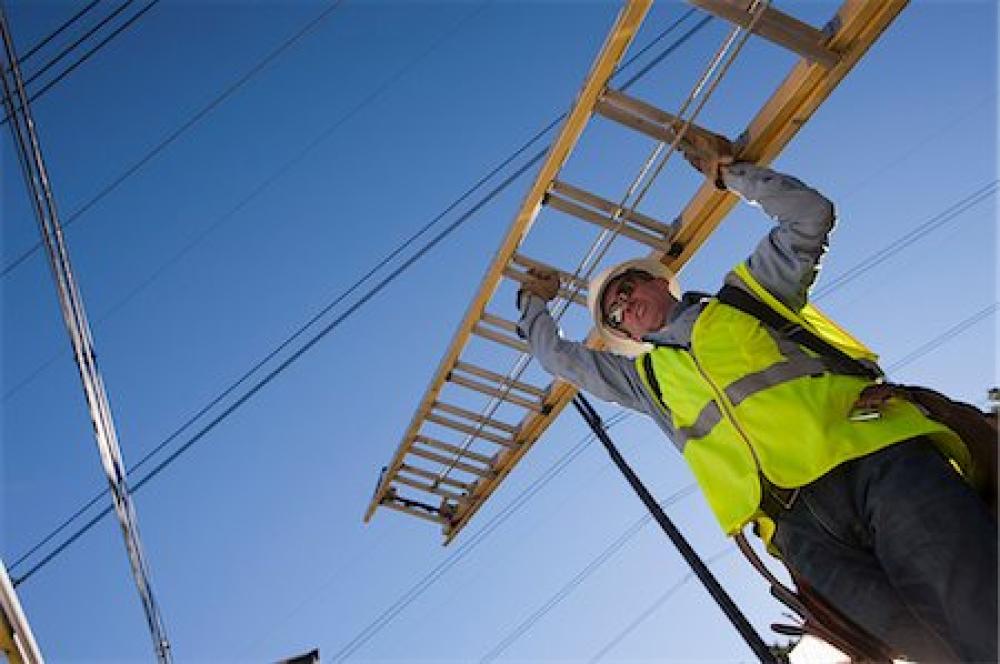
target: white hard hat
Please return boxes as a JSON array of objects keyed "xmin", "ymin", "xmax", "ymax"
[{"xmin": 587, "ymin": 257, "xmax": 680, "ymax": 357}]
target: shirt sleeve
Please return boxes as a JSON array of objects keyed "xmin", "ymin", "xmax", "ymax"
[
  {"xmin": 721, "ymin": 163, "xmax": 836, "ymax": 311},
  {"xmin": 516, "ymin": 294, "xmax": 650, "ymax": 412}
]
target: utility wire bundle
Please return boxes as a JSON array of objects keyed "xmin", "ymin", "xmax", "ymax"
[{"xmin": 1, "ymin": 9, "xmax": 172, "ymax": 663}]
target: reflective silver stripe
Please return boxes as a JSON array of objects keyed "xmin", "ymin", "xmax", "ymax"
[
  {"xmin": 726, "ymin": 356, "xmax": 830, "ymax": 406},
  {"xmin": 676, "ymin": 400, "xmax": 722, "ymax": 446}
]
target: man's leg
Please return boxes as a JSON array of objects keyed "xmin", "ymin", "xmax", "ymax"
[
  {"xmin": 772, "ymin": 464, "xmax": 958, "ymax": 661},
  {"xmin": 857, "ymin": 437, "xmax": 998, "ymax": 662}
]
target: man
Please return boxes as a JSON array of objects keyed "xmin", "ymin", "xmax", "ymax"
[{"xmin": 515, "ymin": 137, "xmax": 997, "ymax": 661}]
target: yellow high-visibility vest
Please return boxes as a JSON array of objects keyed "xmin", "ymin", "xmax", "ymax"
[{"xmin": 636, "ymin": 263, "xmax": 968, "ymax": 538}]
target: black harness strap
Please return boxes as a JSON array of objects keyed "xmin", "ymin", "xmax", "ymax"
[{"xmin": 716, "ymin": 285, "xmax": 879, "ymax": 380}]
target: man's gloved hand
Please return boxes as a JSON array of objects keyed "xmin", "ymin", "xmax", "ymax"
[
  {"xmin": 517, "ymin": 267, "xmax": 560, "ymax": 310},
  {"xmin": 675, "ymin": 125, "xmax": 735, "ymax": 190}
]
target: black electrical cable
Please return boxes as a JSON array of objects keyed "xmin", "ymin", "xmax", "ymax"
[
  {"xmin": 11, "ymin": 146, "xmax": 544, "ymax": 588},
  {"xmin": 3, "ymin": 0, "xmax": 491, "ymax": 404},
  {"xmin": 16, "ymin": 0, "xmax": 103, "ymax": 64},
  {"xmin": 812, "ymin": 180, "xmax": 998, "ymax": 301},
  {"xmin": 1, "ymin": 0, "xmax": 158, "ymax": 125},
  {"xmin": 24, "ymin": 0, "xmax": 134, "ymax": 86},
  {"xmin": 0, "ymin": 0, "xmax": 344, "ymax": 277},
  {"xmin": 9, "ymin": 3, "xmax": 710, "ymax": 584}
]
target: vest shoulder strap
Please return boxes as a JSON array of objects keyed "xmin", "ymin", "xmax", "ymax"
[{"xmin": 716, "ymin": 285, "xmax": 879, "ymax": 380}]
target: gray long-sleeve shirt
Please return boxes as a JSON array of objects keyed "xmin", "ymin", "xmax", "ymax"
[{"xmin": 516, "ymin": 163, "xmax": 837, "ymax": 450}]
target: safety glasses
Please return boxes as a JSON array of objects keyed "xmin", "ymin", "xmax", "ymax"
[{"xmin": 602, "ymin": 270, "xmax": 651, "ymax": 330}]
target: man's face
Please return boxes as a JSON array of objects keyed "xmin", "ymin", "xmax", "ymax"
[{"xmin": 600, "ymin": 270, "xmax": 677, "ymax": 340}]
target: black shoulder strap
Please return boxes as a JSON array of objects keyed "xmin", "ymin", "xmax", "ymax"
[{"xmin": 716, "ymin": 285, "xmax": 879, "ymax": 380}]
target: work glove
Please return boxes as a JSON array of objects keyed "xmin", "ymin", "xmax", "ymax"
[
  {"xmin": 675, "ymin": 125, "xmax": 735, "ymax": 191},
  {"xmin": 516, "ymin": 267, "xmax": 560, "ymax": 312}
]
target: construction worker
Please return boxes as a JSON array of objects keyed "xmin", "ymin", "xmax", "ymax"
[{"xmin": 515, "ymin": 135, "xmax": 997, "ymax": 661}]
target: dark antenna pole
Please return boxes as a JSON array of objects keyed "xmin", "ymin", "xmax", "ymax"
[{"xmin": 572, "ymin": 393, "xmax": 777, "ymax": 664}]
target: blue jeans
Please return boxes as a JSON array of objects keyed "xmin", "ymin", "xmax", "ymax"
[{"xmin": 772, "ymin": 437, "xmax": 998, "ymax": 662}]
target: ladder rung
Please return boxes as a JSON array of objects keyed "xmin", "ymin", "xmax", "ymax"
[
  {"xmin": 471, "ymin": 323, "xmax": 529, "ymax": 354},
  {"xmin": 425, "ymin": 412, "xmax": 517, "ymax": 448},
  {"xmin": 480, "ymin": 312, "xmax": 518, "ymax": 334},
  {"xmin": 408, "ymin": 446, "xmax": 495, "ymax": 478},
  {"xmin": 545, "ymin": 193, "xmax": 672, "ymax": 252},
  {"xmin": 452, "ymin": 360, "xmax": 548, "ymax": 399},
  {"xmin": 415, "ymin": 434, "xmax": 496, "ymax": 465},
  {"xmin": 431, "ymin": 402, "xmax": 518, "ymax": 435},
  {"xmin": 447, "ymin": 372, "xmax": 546, "ymax": 412},
  {"xmin": 381, "ymin": 498, "xmax": 448, "ymax": 525},
  {"xmin": 550, "ymin": 180, "xmax": 676, "ymax": 238},
  {"xmin": 399, "ymin": 463, "xmax": 474, "ymax": 491},
  {"xmin": 392, "ymin": 474, "xmax": 470, "ymax": 503},
  {"xmin": 689, "ymin": 0, "xmax": 839, "ymax": 68}
]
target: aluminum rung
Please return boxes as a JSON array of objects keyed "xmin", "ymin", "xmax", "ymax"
[
  {"xmin": 431, "ymin": 401, "xmax": 518, "ymax": 435},
  {"xmin": 550, "ymin": 180, "xmax": 677, "ymax": 238},
  {"xmin": 447, "ymin": 372, "xmax": 546, "ymax": 412},
  {"xmin": 424, "ymin": 412, "xmax": 516, "ymax": 448},
  {"xmin": 471, "ymin": 322, "xmax": 529, "ymax": 354},
  {"xmin": 452, "ymin": 360, "xmax": 548, "ymax": 399},
  {"xmin": 399, "ymin": 463, "xmax": 474, "ymax": 492},
  {"xmin": 392, "ymin": 474, "xmax": 470, "ymax": 503},
  {"xmin": 545, "ymin": 191, "xmax": 673, "ymax": 252},
  {"xmin": 689, "ymin": 0, "xmax": 839, "ymax": 68},
  {"xmin": 407, "ymin": 446, "xmax": 495, "ymax": 478},
  {"xmin": 381, "ymin": 497, "xmax": 448, "ymax": 525},
  {"xmin": 414, "ymin": 434, "xmax": 495, "ymax": 465}
]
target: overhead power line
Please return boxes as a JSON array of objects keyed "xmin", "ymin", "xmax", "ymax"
[
  {"xmin": 589, "ymin": 547, "xmax": 734, "ymax": 662},
  {"xmin": 329, "ymin": 410, "xmax": 634, "ymax": 662},
  {"xmin": 15, "ymin": 0, "xmax": 102, "ymax": 63},
  {"xmin": 0, "ymin": 0, "xmax": 345, "ymax": 277},
  {"xmin": 9, "ymin": 8, "xmax": 709, "ymax": 582},
  {"xmin": 1, "ymin": 0, "xmax": 160, "ymax": 125},
  {"xmin": 2, "ymin": 0, "xmax": 495, "ymax": 404},
  {"xmin": 886, "ymin": 302, "xmax": 998, "ymax": 374},
  {"xmin": 812, "ymin": 179, "xmax": 997, "ymax": 301},
  {"xmin": 481, "ymin": 484, "xmax": 699, "ymax": 663},
  {"xmin": 24, "ymin": 0, "xmax": 135, "ymax": 86}
]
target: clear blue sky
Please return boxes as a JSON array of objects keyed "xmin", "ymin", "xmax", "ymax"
[{"xmin": 2, "ymin": 1, "xmax": 996, "ymax": 661}]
